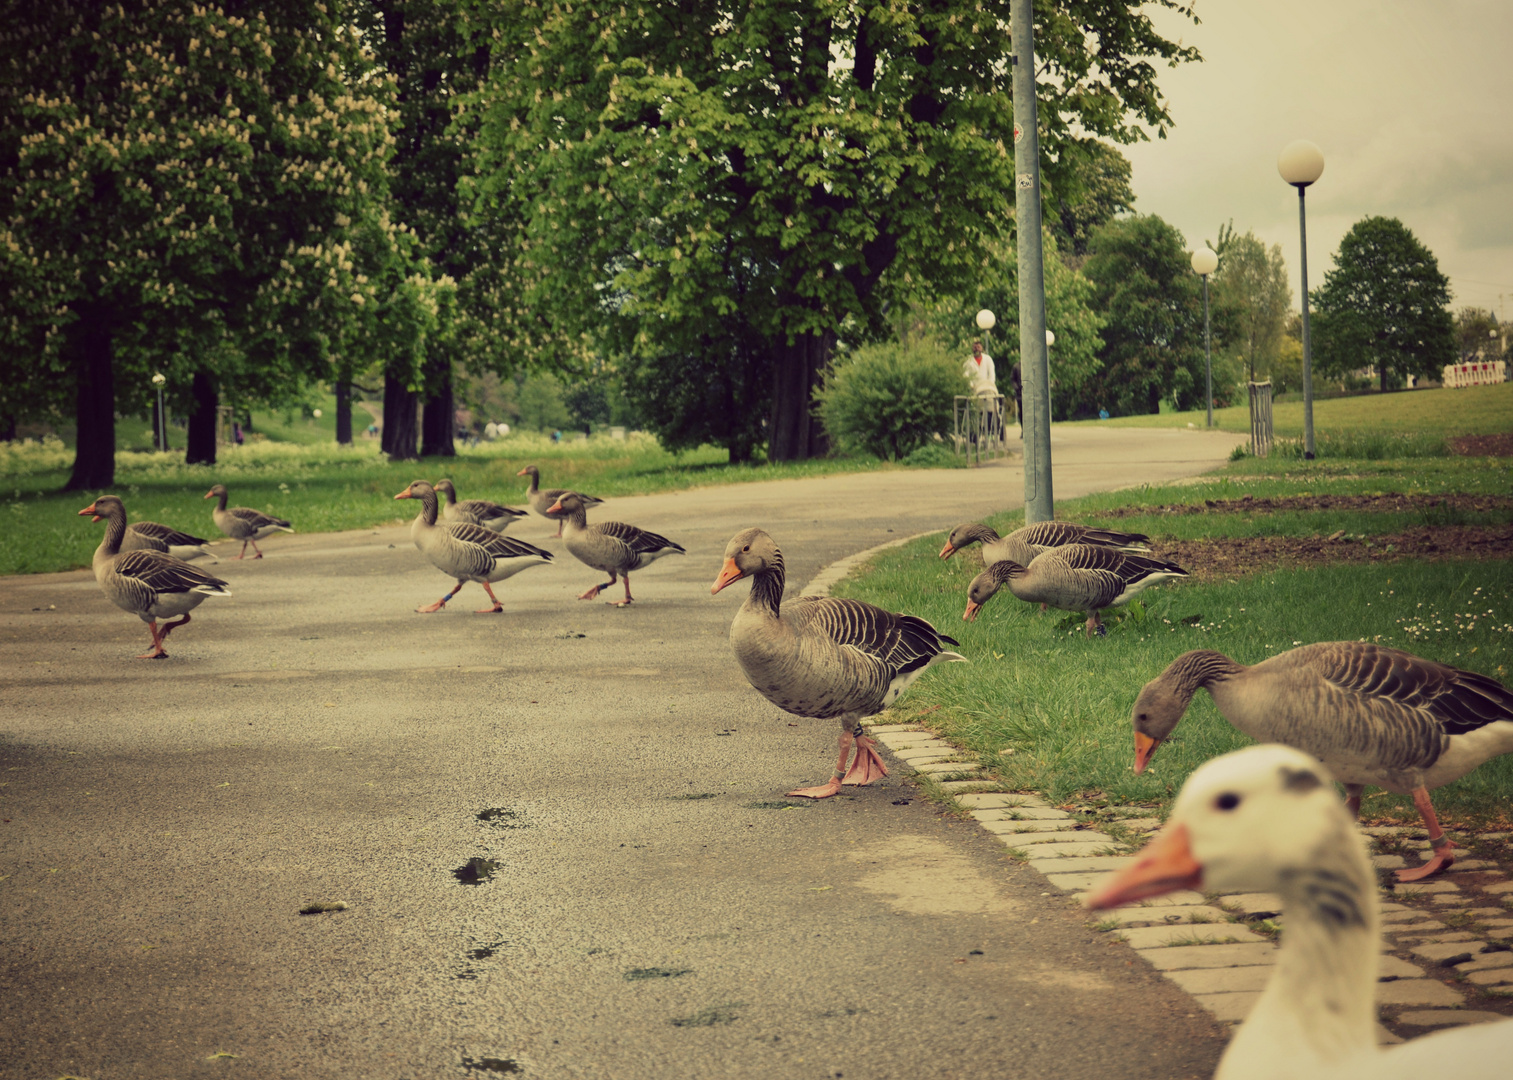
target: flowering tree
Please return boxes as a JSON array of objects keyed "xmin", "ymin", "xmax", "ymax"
[{"xmin": 0, "ymin": 0, "xmax": 411, "ymax": 486}]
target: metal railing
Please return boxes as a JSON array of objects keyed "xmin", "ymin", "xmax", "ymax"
[
  {"xmin": 953, "ymin": 394, "xmax": 1009, "ymax": 465},
  {"xmin": 1247, "ymin": 381, "xmax": 1274, "ymax": 458}
]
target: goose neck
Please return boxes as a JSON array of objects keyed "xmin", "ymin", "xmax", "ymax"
[
  {"xmin": 415, "ymin": 488, "xmax": 440, "ymax": 526},
  {"xmin": 1170, "ymin": 650, "xmax": 1246, "ymax": 705},
  {"xmin": 746, "ymin": 559, "xmax": 785, "ymax": 617},
  {"xmin": 98, "ymin": 504, "xmax": 127, "ymax": 558},
  {"xmin": 213, "ymin": 489, "xmax": 229, "ymax": 511}
]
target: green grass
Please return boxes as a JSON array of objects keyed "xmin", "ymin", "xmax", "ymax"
[
  {"xmin": 0, "ymin": 431, "xmax": 907, "ymax": 575},
  {"xmin": 1074, "ymin": 381, "xmax": 1513, "ymax": 439},
  {"xmin": 832, "ymin": 456, "xmax": 1513, "ymax": 827}
]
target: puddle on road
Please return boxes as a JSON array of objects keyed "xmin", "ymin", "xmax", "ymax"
[
  {"xmin": 476, "ymin": 807, "xmax": 528, "ymax": 828},
  {"xmin": 461, "ymin": 1056, "xmax": 521, "ymax": 1074},
  {"xmin": 624, "ymin": 967, "xmax": 692, "ymax": 981},
  {"xmin": 453, "ymin": 857, "xmax": 499, "ymax": 886}
]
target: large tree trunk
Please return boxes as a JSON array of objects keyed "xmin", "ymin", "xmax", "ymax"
[
  {"xmin": 64, "ymin": 303, "xmax": 116, "ymax": 491},
  {"xmin": 420, "ymin": 360, "xmax": 455, "ymax": 457},
  {"xmin": 185, "ymin": 368, "xmax": 218, "ymax": 466},
  {"xmin": 1, "ymin": 414, "xmax": 15, "ymax": 442},
  {"xmin": 767, "ymin": 330, "xmax": 834, "ymax": 462},
  {"xmin": 335, "ymin": 380, "xmax": 353, "ymax": 445},
  {"xmin": 383, "ymin": 371, "xmax": 419, "ymax": 461}
]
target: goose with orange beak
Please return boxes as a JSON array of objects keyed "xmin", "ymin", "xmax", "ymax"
[{"xmin": 713, "ymin": 527, "xmax": 965, "ymax": 798}]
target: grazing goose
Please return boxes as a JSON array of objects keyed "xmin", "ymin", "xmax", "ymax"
[
  {"xmin": 1087, "ymin": 744, "xmax": 1513, "ymax": 1079},
  {"xmin": 433, "ymin": 478, "xmax": 526, "ymax": 533},
  {"xmin": 79, "ymin": 495, "xmax": 232, "ymax": 658},
  {"xmin": 962, "ymin": 544, "xmax": 1189, "ymax": 637},
  {"xmin": 939, "ymin": 520, "xmax": 1151, "ymax": 566},
  {"xmin": 517, "ymin": 465, "xmax": 604, "ymax": 538},
  {"xmin": 121, "ymin": 520, "xmax": 218, "ymax": 561},
  {"xmin": 1131, "ymin": 643, "xmax": 1513, "ymax": 881},
  {"xmin": 548, "ymin": 491, "xmax": 683, "ymax": 606},
  {"xmin": 395, "ymin": 480, "xmax": 553, "ymax": 613},
  {"xmin": 204, "ymin": 484, "xmax": 293, "ymax": 559},
  {"xmin": 712, "ymin": 528, "xmax": 967, "ymax": 798}
]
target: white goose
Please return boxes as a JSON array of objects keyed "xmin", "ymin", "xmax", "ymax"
[
  {"xmin": 395, "ymin": 480, "xmax": 553, "ymax": 613},
  {"xmin": 712, "ymin": 528, "xmax": 966, "ymax": 798},
  {"xmin": 1087, "ymin": 744, "xmax": 1513, "ymax": 1079},
  {"xmin": 1132, "ymin": 643, "xmax": 1513, "ymax": 881}
]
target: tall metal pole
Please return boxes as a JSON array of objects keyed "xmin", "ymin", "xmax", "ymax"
[
  {"xmin": 1011, "ymin": 0, "xmax": 1053, "ymax": 523},
  {"xmin": 1297, "ymin": 187, "xmax": 1316, "ymax": 459},
  {"xmin": 1202, "ymin": 274, "xmax": 1213, "ymax": 428}
]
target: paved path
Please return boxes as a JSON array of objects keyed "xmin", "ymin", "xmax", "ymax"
[{"xmin": 1, "ymin": 426, "xmax": 1248, "ymax": 1080}]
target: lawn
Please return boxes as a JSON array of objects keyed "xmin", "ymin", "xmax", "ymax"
[
  {"xmin": 0, "ymin": 431, "xmax": 906, "ymax": 576},
  {"xmin": 831, "ymin": 451, "xmax": 1513, "ymax": 829},
  {"xmin": 1075, "ymin": 380, "xmax": 1513, "ymax": 439}
]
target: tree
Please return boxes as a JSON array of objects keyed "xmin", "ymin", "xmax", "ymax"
[
  {"xmin": 473, "ymin": 2, "xmax": 1199, "ymax": 460},
  {"xmin": 1049, "ymin": 141, "xmax": 1137, "ymax": 261},
  {"xmin": 1310, "ymin": 217, "xmax": 1455, "ymax": 392},
  {"xmin": 1453, "ymin": 306, "xmax": 1503, "ymax": 364},
  {"xmin": 1079, "ymin": 215, "xmax": 1208, "ymax": 416},
  {"xmin": 1209, "ymin": 227, "xmax": 1290, "ymax": 384},
  {"xmin": 0, "ymin": 1, "xmax": 405, "ymax": 487}
]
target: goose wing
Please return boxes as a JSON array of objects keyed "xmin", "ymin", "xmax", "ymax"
[
  {"xmin": 1309, "ymin": 643, "xmax": 1513, "ymax": 742},
  {"xmin": 595, "ymin": 520, "xmax": 684, "ymax": 565},
  {"xmin": 791, "ymin": 597, "xmax": 956, "ymax": 677},
  {"xmin": 133, "ymin": 521, "xmax": 212, "ymax": 546},
  {"xmin": 113, "ymin": 550, "xmax": 231, "ymax": 595},
  {"xmin": 229, "ymin": 506, "xmax": 291, "ymax": 530},
  {"xmin": 461, "ymin": 500, "xmax": 525, "ymax": 526}
]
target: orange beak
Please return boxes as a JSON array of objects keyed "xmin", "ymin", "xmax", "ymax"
[
  {"xmin": 1134, "ymin": 731, "xmax": 1161, "ymax": 775},
  {"xmin": 1084, "ymin": 823, "xmax": 1202, "ymax": 910},
  {"xmin": 515, "ymin": 467, "xmax": 529, "ymax": 477},
  {"xmin": 710, "ymin": 557, "xmax": 744, "ymax": 595},
  {"xmin": 202, "ymin": 489, "xmax": 215, "ymax": 499},
  {"xmin": 77, "ymin": 503, "xmax": 100, "ymax": 522},
  {"xmin": 938, "ymin": 541, "xmax": 956, "ymax": 559},
  {"xmin": 394, "ymin": 487, "xmax": 412, "ymax": 500},
  {"xmin": 963, "ymin": 601, "xmax": 981, "ymax": 622},
  {"xmin": 545, "ymin": 499, "xmax": 563, "ymax": 515}
]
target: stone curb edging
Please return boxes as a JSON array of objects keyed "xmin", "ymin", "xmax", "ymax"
[{"xmin": 801, "ymin": 537, "xmax": 1513, "ymax": 1042}]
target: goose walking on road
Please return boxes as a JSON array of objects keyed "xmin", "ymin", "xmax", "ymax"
[
  {"xmin": 1088, "ymin": 744, "xmax": 1513, "ymax": 1079},
  {"xmin": 963, "ymin": 544, "xmax": 1188, "ymax": 637},
  {"xmin": 80, "ymin": 495, "xmax": 232, "ymax": 658},
  {"xmin": 396, "ymin": 480, "xmax": 553, "ymax": 613},
  {"xmin": 712, "ymin": 528, "xmax": 966, "ymax": 799},
  {"xmin": 548, "ymin": 492, "xmax": 683, "ymax": 606},
  {"xmin": 939, "ymin": 520, "xmax": 1152, "ymax": 567},
  {"xmin": 517, "ymin": 465, "xmax": 603, "ymax": 538},
  {"xmin": 1131, "ymin": 643, "xmax": 1513, "ymax": 881},
  {"xmin": 204, "ymin": 484, "xmax": 293, "ymax": 559},
  {"xmin": 434, "ymin": 479, "xmax": 526, "ymax": 533},
  {"xmin": 121, "ymin": 521, "xmax": 218, "ymax": 561}
]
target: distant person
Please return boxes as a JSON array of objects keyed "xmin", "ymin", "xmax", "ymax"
[
  {"xmin": 551, "ymin": 429, "xmax": 561, "ymax": 444},
  {"xmin": 963, "ymin": 340, "xmax": 999, "ymax": 440},
  {"xmin": 233, "ymin": 421, "xmax": 244, "ymax": 446},
  {"xmin": 1098, "ymin": 405, "xmax": 1110, "ymax": 420}
]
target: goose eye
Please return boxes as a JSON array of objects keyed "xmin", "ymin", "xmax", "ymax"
[
  {"xmin": 742, "ymin": 545, "xmax": 750, "ymax": 552},
  {"xmin": 1215, "ymin": 792, "xmax": 1241, "ymax": 812}
]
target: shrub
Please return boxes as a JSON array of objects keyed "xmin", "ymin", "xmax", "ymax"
[
  {"xmin": 903, "ymin": 440, "xmax": 965, "ymax": 469},
  {"xmin": 815, "ymin": 341, "xmax": 969, "ymax": 461}
]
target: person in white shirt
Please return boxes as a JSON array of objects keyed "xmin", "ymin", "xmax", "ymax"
[{"xmin": 963, "ymin": 340, "xmax": 1000, "ymax": 439}]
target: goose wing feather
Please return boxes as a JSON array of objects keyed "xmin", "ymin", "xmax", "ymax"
[
  {"xmin": 132, "ymin": 521, "xmax": 211, "ymax": 546},
  {"xmin": 113, "ymin": 550, "xmax": 230, "ymax": 595},
  {"xmin": 1303, "ymin": 643, "xmax": 1513, "ymax": 741},
  {"xmin": 228, "ymin": 506, "xmax": 291, "ymax": 530}
]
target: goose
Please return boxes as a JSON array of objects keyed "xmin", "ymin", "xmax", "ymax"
[
  {"xmin": 962, "ymin": 544, "xmax": 1189, "ymax": 637},
  {"xmin": 517, "ymin": 464, "xmax": 604, "ymax": 538},
  {"xmin": 713, "ymin": 528, "xmax": 967, "ymax": 798},
  {"xmin": 433, "ymin": 478, "xmax": 526, "ymax": 533},
  {"xmin": 395, "ymin": 480, "xmax": 553, "ymax": 613},
  {"xmin": 1087, "ymin": 744, "xmax": 1513, "ymax": 1079},
  {"xmin": 121, "ymin": 520, "xmax": 218, "ymax": 561},
  {"xmin": 1131, "ymin": 643, "xmax": 1513, "ymax": 881},
  {"xmin": 547, "ymin": 491, "xmax": 683, "ymax": 606},
  {"xmin": 79, "ymin": 495, "xmax": 232, "ymax": 658},
  {"xmin": 939, "ymin": 520, "xmax": 1152, "ymax": 566},
  {"xmin": 204, "ymin": 484, "xmax": 293, "ymax": 559}
]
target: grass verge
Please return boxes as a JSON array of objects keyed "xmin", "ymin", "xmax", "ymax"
[{"xmin": 832, "ymin": 453, "xmax": 1513, "ymax": 828}]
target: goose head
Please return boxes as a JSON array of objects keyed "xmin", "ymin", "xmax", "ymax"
[
  {"xmin": 545, "ymin": 491, "xmax": 584, "ymax": 516},
  {"xmin": 434, "ymin": 479, "xmax": 457, "ymax": 500},
  {"xmin": 1131, "ymin": 677, "xmax": 1189, "ymax": 774},
  {"xmin": 78, "ymin": 494, "xmax": 125, "ymax": 523},
  {"xmin": 962, "ymin": 561, "xmax": 1016, "ymax": 621},
  {"xmin": 516, "ymin": 465, "xmax": 539, "ymax": 479},
  {"xmin": 394, "ymin": 480, "xmax": 435, "ymax": 501},
  {"xmin": 203, "ymin": 483, "xmax": 228, "ymax": 500},
  {"xmin": 939, "ymin": 522, "xmax": 986, "ymax": 559},
  {"xmin": 711, "ymin": 527, "xmax": 779, "ymax": 594},
  {"xmin": 1087, "ymin": 744, "xmax": 1352, "ymax": 910}
]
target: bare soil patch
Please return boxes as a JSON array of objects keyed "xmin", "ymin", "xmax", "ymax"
[
  {"xmin": 1449, "ymin": 432, "xmax": 1513, "ymax": 457},
  {"xmin": 1104, "ymin": 493, "xmax": 1513, "ymax": 518},
  {"xmin": 1160, "ymin": 526, "xmax": 1513, "ymax": 580}
]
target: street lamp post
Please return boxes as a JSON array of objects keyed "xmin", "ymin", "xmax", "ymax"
[
  {"xmin": 151, "ymin": 373, "xmax": 167, "ymax": 453},
  {"xmin": 1279, "ymin": 140, "xmax": 1324, "ymax": 459},
  {"xmin": 1191, "ymin": 247, "xmax": 1219, "ymax": 427}
]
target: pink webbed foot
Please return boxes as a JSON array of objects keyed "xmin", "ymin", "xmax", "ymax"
[
  {"xmin": 607, "ymin": 597, "xmax": 633, "ymax": 607},
  {"xmin": 1396, "ymin": 847, "xmax": 1456, "ymax": 882},
  {"xmin": 474, "ymin": 604, "xmax": 505, "ymax": 614},
  {"xmin": 576, "ymin": 585, "xmax": 603, "ymax": 601},
  {"xmin": 415, "ymin": 599, "xmax": 447, "ymax": 613},
  {"xmin": 137, "ymin": 648, "xmax": 169, "ymax": 659},
  {"xmin": 842, "ymin": 737, "xmax": 890, "ymax": 786},
  {"xmin": 787, "ymin": 778, "xmax": 843, "ymax": 799}
]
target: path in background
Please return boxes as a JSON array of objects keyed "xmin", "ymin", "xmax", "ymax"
[{"xmin": 0, "ymin": 427, "xmax": 1244, "ymax": 1080}]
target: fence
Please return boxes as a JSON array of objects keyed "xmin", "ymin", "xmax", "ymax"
[
  {"xmin": 953, "ymin": 394, "xmax": 1008, "ymax": 465},
  {"xmin": 1247, "ymin": 381, "xmax": 1273, "ymax": 458},
  {"xmin": 1442, "ymin": 361, "xmax": 1506, "ymax": 388}
]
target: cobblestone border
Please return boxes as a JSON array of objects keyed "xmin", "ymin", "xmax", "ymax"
[{"xmin": 804, "ymin": 533, "xmax": 1513, "ymax": 1041}]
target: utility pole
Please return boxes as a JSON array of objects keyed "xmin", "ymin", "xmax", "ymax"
[{"xmin": 1011, "ymin": 0, "xmax": 1053, "ymax": 523}]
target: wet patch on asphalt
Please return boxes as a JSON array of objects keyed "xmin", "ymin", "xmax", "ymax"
[
  {"xmin": 298, "ymin": 900, "xmax": 349, "ymax": 915},
  {"xmin": 624, "ymin": 966, "xmax": 692, "ymax": 980},
  {"xmin": 476, "ymin": 807, "xmax": 528, "ymax": 828},
  {"xmin": 669, "ymin": 1003, "xmax": 741, "ymax": 1027},
  {"xmin": 453, "ymin": 857, "xmax": 499, "ymax": 885},
  {"xmin": 461, "ymin": 1056, "xmax": 521, "ymax": 1074},
  {"xmin": 742, "ymin": 800, "xmax": 810, "ymax": 810}
]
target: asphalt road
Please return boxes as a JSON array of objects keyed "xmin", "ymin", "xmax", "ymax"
[{"xmin": 1, "ymin": 426, "xmax": 1246, "ymax": 1080}]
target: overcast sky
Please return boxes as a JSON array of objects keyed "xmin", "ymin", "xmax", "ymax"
[{"xmin": 1119, "ymin": 0, "xmax": 1513, "ymax": 321}]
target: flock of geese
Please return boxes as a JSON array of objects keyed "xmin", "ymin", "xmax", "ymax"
[{"xmin": 73, "ymin": 468, "xmax": 1513, "ymax": 1072}]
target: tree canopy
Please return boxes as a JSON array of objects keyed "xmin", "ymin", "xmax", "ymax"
[
  {"xmin": 1310, "ymin": 216, "xmax": 1454, "ymax": 392},
  {"xmin": 473, "ymin": 0, "xmax": 1200, "ymax": 459},
  {"xmin": 1209, "ymin": 224, "xmax": 1290, "ymax": 385}
]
